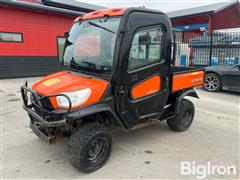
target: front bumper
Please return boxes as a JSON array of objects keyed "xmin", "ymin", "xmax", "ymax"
[{"xmin": 21, "ymin": 82, "xmax": 72, "ymax": 144}]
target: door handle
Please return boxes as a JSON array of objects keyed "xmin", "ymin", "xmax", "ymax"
[{"xmin": 163, "ymin": 77, "xmax": 169, "ymax": 90}]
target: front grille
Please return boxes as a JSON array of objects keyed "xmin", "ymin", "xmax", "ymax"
[
  {"xmin": 30, "ymin": 93, "xmax": 53, "ymax": 111},
  {"xmin": 41, "ymin": 97, "xmax": 54, "ymax": 111}
]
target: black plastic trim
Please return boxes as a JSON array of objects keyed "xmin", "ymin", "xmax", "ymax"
[
  {"xmin": 67, "ymin": 103, "xmax": 127, "ymax": 129},
  {"xmin": 175, "ymin": 88, "xmax": 199, "ymax": 113}
]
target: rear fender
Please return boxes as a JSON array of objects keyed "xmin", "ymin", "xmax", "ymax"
[{"xmin": 175, "ymin": 89, "xmax": 199, "ymax": 113}]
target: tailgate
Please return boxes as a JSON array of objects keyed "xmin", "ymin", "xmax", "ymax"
[{"xmin": 171, "ymin": 69, "xmax": 205, "ymax": 92}]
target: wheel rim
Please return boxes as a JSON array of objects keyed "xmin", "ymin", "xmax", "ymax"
[
  {"xmin": 87, "ymin": 137, "xmax": 108, "ymax": 163},
  {"xmin": 182, "ymin": 109, "xmax": 193, "ymax": 127},
  {"xmin": 204, "ymin": 75, "xmax": 219, "ymax": 91}
]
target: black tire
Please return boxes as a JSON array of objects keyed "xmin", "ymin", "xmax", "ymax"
[
  {"xmin": 167, "ymin": 99, "xmax": 195, "ymax": 132},
  {"xmin": 204, "ymin": 73, "xmax": 222, "ymax": 92},
  {"xmin": 68, "ymin": 123, "xmax": 112, "ymax": 173}
]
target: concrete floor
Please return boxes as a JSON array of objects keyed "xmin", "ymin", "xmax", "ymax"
[{"xmin": 0, "ymin": 77, "xmax": 239, "ymax": 179}]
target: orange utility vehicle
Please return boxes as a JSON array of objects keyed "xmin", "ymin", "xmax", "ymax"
[{"xmin": 21, "ymin": 7, "xmax": 204, "ymax": 173}]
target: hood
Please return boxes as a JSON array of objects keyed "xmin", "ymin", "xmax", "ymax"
[{"xmin": 32, "ymin": 71, "xmax": 109, "ymax": 108}]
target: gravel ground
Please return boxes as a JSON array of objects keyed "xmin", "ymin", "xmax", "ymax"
[{"xmin": 0, "ymin": 77, "xmax": 239, "ymax": 179}]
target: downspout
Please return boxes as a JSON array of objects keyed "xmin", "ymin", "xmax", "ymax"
[
  {"xmin": 207, "ymin": 14, "xmax": 213, "ymax": 66},
  {"xmin": 207, "ymin": 14, "xmax": 213, "ymax": 35}
]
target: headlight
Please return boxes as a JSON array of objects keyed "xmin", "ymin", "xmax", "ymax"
[{"xmin": 56, "ymin": 88, "xmax": 91, "ymax": 108}]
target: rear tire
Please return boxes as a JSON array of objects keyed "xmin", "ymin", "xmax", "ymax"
[
  {"xmin": 167, "ymin": 99, "xmax": 195, "ymax": 131},
  {"xmin": 204, "ymin": 73, "xmax": 222, "ymax": 92},
  {"xmin": 67, "ymin": 123, "xmax": 112, "ymax": 173}
]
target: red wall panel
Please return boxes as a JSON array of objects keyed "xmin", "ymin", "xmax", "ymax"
[
  {"xmin": 212, "ymin": 4, "xmax": 240, "ymax": 30},
  {"xmin": 171, "ymin": 14, "xmax": 209, "ymax": 27},
  {"xmin": 0, "ymin": 7, "xmax": 75, "ymax": 56}
]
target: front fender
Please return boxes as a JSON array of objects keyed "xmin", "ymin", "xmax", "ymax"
[{"xmin": 67, "ymin": 103, "xmax": 127, "ymax": 129}]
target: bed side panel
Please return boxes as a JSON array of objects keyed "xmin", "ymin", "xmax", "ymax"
[{"xmin": 171, "ymin": 70, "xmax": 204, "ymax": 92}]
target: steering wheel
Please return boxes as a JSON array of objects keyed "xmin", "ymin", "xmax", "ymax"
[
  {"xmin": 97, "ymin": 60, "xmax": 112, "ymax": 71},
  {"xmin": 81, "ymin": 62, "xmax": 96, "ymax": 69}
]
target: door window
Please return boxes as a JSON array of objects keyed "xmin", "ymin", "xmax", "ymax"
[{"xmin": 128, "ymin": 26, "xmax": 164, "ymax": 70}]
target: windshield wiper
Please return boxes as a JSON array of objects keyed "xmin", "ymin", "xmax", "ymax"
[{"xmin": 88, "ymin": 21, "xmax": 116, "ymax": 34}]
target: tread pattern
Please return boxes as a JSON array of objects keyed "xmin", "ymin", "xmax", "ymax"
[
  {"xmin": 167, "ymin": 99, "xmax": 195, "ymax": 131},
  {"xmin": 68, "ymin": 123, "xmax": 112, "ymax": 173}
]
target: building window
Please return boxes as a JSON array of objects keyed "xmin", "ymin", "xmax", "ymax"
[
  {"xmin": 0, "ymin": 32, "xmax": 23, "ymax": 42},
  {"xmin": 128, "ymin": 26, "xmax": 164, "ymax": 70}
]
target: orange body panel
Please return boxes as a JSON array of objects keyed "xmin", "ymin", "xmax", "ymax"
[
  {"xmin": 75, "ymin": 8, "xmax": 126, "ymax": 21},
  {"xmin": 171, "ymin": 70, "xmax": 204, "ymax": 92},
  {"xmin": 131, "ymin": 75, "xmax": 161, "ymax": 100},
  {"xmin": 32, "ymin": 71, "xmax": 109, "ymax": 109}
]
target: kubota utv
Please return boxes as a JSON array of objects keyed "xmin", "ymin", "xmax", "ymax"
[{"xmin": 21, "ymin": 7, "xmax": 205, "ymax": 173}]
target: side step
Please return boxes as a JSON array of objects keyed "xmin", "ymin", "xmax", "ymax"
[{"xmin": 131, "ymin": 114, "xmax": 175, "ymax": 130}]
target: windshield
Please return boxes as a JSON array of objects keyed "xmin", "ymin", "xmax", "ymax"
[{"xmin": 63, "ymin": 17, "xmax": 121, "ymax": 75}]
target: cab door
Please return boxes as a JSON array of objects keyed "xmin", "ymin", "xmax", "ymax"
[{"xmin": 115, "ymin": 11, "xmax": 172, "ymax": 126}]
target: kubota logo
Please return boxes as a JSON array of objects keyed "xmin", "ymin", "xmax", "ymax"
[{"xmin": 191, "ymin": 78, "xmax": 203, "ymax": 83}]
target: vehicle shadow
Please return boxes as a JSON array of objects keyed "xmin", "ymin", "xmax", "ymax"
[
  {"xmin": 55, "ymin": 121, "xmax": 172, "ymax": 154},
  {"xmin": 33, "ymin": 121, "xmax": 175, "ymax": 176},
  {"xmin": 197, "ymin": 87, "xmax": 240, "ymax": 96}
]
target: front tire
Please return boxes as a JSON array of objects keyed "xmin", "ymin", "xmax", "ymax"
[
  {"xmin": 167, "ymin": 99, "xmax": 195, "ymax": 131},
  {"xmin": 204, "ymin": 73, "xmax": 222, "ymax": 92},
  {"xmin": 68, "ymin": 123, "xmax": 112, "ymax": 173}
]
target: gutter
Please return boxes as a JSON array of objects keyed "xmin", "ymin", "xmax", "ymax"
[
  {"xmin": 168, "ymin": 11, "xmax": 214, "ymax": 19},
  {"xmin": 0, "ymin": 0, "xmax": 83, "ymax": 17},
  {"xmin": 42, "ymin": 0, "xmax": 103, "ymax": 13}
]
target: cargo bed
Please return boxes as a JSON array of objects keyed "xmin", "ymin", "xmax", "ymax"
[{"xmin": 170, "ymin": 66, "xmax": 205, "ymax": 92}]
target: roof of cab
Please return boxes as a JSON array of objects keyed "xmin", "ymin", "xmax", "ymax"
[
  {"xmin": 74, "ymin": 7, "xmax": 168, "ymax": 22},
  {"xmin": 75, "ymin": 8, "xmax": 126, "ymax": 21}
]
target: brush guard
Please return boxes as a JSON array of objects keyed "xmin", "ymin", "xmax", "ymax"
[{"xmin": 21, "ymin": 81, "xmax": 72, "ymax": 144}]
